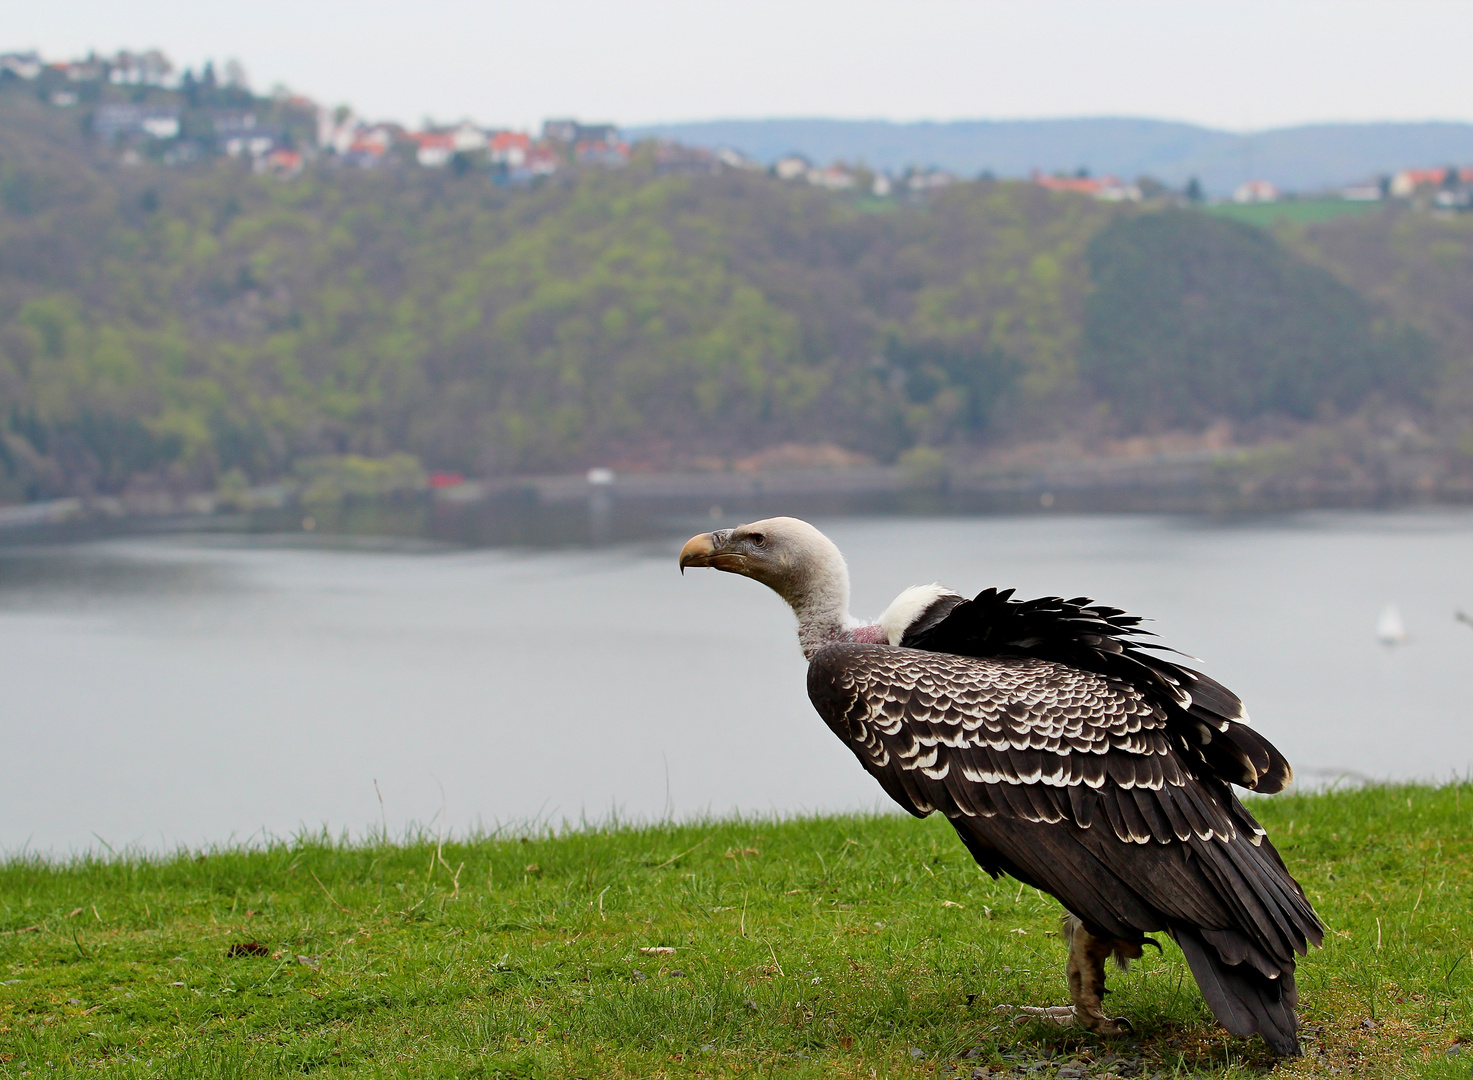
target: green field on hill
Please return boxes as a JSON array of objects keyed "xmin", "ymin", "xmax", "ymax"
[
  {"xmin": 2, "ymin": 783, "xmax": 1470, "ymax": 1078},
  {"xmin": 1204, "ymin": 200, "xmax": 1382, "ymax": 228}
]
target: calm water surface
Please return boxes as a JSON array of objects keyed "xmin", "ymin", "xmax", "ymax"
[{"xmin": 3, "ymin": 510, "xmax": 1471, "ymax": 853}]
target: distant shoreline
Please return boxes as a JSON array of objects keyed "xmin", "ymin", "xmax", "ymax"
[{"xmin": 3, "ymin": 457, "xmax": 1471, "ymax": 548}]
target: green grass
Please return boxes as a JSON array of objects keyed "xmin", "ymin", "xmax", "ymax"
[
  {"xmin": 3, "ymin": 784, "xmax": 1471, "ymax": 1078},
  {"xmin": 1203, "ymin": 200, "xmax": 1382, "ymax": 228}
]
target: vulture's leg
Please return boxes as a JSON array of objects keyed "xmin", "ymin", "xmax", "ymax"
[
  {"xmin": 997, "ymin": 916, "xmax": 1145, "ymax": 1034},
  {"xmin": 1062, "ymin": 914, "xmax": 1142, "ymax": 1037}
]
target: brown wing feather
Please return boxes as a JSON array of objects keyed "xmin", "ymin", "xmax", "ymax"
[{"xmin": 806, "ymin": 643, "xmax": 1321, "ymax": 962}]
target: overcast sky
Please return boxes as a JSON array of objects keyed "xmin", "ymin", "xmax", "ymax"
[{"xmin": 4, "ymin": 1, "xmax": 1470, "ymax": 133}]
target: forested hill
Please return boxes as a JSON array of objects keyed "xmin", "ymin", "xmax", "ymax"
[{"xmin": 1, "ymin": 81, "xmax": 1470, "ymax": 502}]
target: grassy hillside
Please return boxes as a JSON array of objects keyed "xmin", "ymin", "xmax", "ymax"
[
  {"xmin": 2, "ymin": 784, "xmax": 1470, "ymax": 1078},
  {"xmin": 1204, "ymin": 201, "xmax": 1380, "ymax": 228},
  {"xmin": 0, "ymin": 77, "xmax": 1468, "ymax": 502}
]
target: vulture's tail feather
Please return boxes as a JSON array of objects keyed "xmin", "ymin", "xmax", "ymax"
[{"xmin": 1173, "ymin": 925, "xmax": 1300, "ymax": 1057}]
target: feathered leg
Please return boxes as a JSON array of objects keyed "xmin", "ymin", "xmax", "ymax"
[
  {"xmin": 1063, "ymin": 914, "xmax": 1142, "ymax": 1036},
  {"xmin": 1001, "ymin": 914, "xmax": 1144, "ymax": 1035}
]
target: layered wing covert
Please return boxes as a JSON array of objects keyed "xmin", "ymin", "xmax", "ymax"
[
  {"xmin": 900, "ymin": 588, "xmax": 1292, "ymax": 793},
  {"xmin": 807, "ymin": 643, "xmax": 1321, "ymax": 964}
]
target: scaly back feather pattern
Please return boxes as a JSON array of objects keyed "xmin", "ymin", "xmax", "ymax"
[{"xmin": 900, "ymin": 588, "xmax": 1292, "ymax": 794}]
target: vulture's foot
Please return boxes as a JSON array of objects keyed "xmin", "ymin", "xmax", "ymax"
[
  {"xmin": 1063, "ymin": 914, "xmax": 1143, "ymax": 1039},
  {"xmin": 1000, "ymin": 1004, "xmax": 1076, "ymax": 1025},
  {"xmin": 992, "ymin": 917, "xmax": 1147, "ymax": 1037},
  {"xmin": 991, "ymin": 1003, "xmax": 1131, "ymax": 1034}
]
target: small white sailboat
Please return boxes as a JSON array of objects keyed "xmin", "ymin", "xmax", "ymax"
[{"xmin": 1376, "ymin": 603, "xmax": 1408, "ymax": 646}]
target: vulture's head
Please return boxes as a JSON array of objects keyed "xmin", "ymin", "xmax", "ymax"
[{"xmin": 679, "ymin": 516, "xmax": 850, "ymax": 614}]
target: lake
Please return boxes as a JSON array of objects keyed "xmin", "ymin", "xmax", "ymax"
[{"xmin": 2, "ymin": 509, "xmax": 1471, "ymax": 854}]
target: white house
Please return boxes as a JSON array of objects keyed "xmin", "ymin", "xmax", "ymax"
[
  {"xmin": 807, "ymin": 164, "xmax": 855, "ymax": 190},
  {"xmin": 1232, "ymin": 179, "xmax": 1279, "ymax": 203},
  {"xmin": 715, "ymin": 147, "xmax": 762, "ymax": 171},
  {"xmin": 451, "ymin": 122, "xmax": 488, "ymax": 153},
  {"xmin": 0, "ymin": 52, "xmax": 42, "ymax": 79},
  {"xmin": 774, "ymin": 155, "xmax": 810, "ymax": 181},
  {"xmin": 489, "ymin": 131, "xmax": 531, "ymax": 167},
  {"xmin": 141, "ymin": 114, "xmax": 181, "ymax": 140},
  {"xmin": 93, "ymin": 104, "xmax": 181, "ymax": 141},
  {"xmin": 415, "ymin": 133, "xmax": 456, "ymax": 167}
]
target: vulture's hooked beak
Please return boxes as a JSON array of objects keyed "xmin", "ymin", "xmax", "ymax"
[{"xmin": 679, "ymin": 530, "xmax": 747, "ymax": 575}]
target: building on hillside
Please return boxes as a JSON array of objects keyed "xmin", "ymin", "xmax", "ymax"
[
  {"xmin": 256, "ymin": 149, "xmax": 304, "ymax": 177},
  {"xmin": 497, "ymin": 138, "xmax": 562, "ymax": 182},
  {"xmin": 451, "ymin": 122, "xmax": 487, "ymax": 153},
  {"xmin": 1390, "ymin": 166, "xmax": 1473, "ymax": 198},
  {"xmin": 773, "ymin": 154, "xmax": 810, "ymax": 181},
  {"xmin": 343, "ymin": 126, "xmax": 396, "ymax": 167},
  {"xmin": 489, "ymin": 130, "xmax": 531, "ymax": 167},
  {"xmin": 715, "ymin": 147, "xmax": 762, "ymax": 171},
  {"xmin": 216, "ymin": 113, "xmax": 274, "ymax": 158},
  {"xmin": 1390, "ymin": 167, "xmax": 1443, "ymax": 197},
  {"xmin": 93, "ymin": 104, "xmax": 181, "ymax": 141},
  {"xmin": 1095, "ymin": 178, "xmax": 1143, "ymax": 201},
  {"xmin": 808, "ymin": 164, "xmax": 856, "ymax": 190},
  {"xmin": 108, "ymin": 50, "xmax": 172, "ymax": 87},
  {"xmin": 1434, "ymin": 187, "xmax": 1472, "ymax": 211},
  {"xmin": 1232, "ymin": 179, "xmax": 1279, "ymax": 203},
  {"xmin": 223, "ymin": 132, "xmax": 275, "ymax": 158},
  {"xmin": 214, "ymin": 112, "xmax": 258, "ymax": 135},
  {"xmin": 62, "ymin": 57, "xmax": 106, "ymax": 82},
  {"xmin": 543, "ymin": 119, "xmax": 621, "ymax": 145},
  {"xmin": 0, "ymin": 51, "xmax": 42, "ymax": 80},
  {"xmin": 906, "ymin": 168, "xmax": 957, "ymax": 191},
  {"xmin": 1033, "ymin": 172, "xmax": 1101, "ymax": 194},
  {"xmin": 575, "ymin": 138, "xmax": 630, "ymax": 166},
  {"xmin": 415, "ymin": 132, "xmax": 456, "ymax": 167},
  {"xmin": 574, "ymin": 122, "xmax": 618, "ymax": 144},
  {"xmin": 524, "ymin": 144, "xmax": 560, "ymax": 176},
  {"xmin": 871, "ymin": 173, "xmax": 893, "ymax": 196},
  {"xmin": 318, "ymin": 107, "xmax": 356, "ymax": 153},
  {"xmin": 1031, "ymin": 171, "xmax": 1139, "ymax": 200}
]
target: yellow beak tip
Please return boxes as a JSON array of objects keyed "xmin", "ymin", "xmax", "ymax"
[{"xmin": 679, "ymin": 532, "xmax": 717, "ymax": 571}]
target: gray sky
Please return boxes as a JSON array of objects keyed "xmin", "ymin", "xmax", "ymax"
[{"xmin": 4, "ymin": 0, "xmax": 1470, "ymax": 132}]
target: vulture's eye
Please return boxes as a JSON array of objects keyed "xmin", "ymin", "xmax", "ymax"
[{"xmin": 749, "ymin": 532, "xmax": 766, "ymax": 547}]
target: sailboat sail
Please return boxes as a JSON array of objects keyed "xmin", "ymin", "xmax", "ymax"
[{"xmin": 1377, "ymin": 604, "xmax": 1408, "ymax": 645}]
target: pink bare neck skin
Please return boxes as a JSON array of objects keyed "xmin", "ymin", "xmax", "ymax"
[{"xmin": 794, "ymin": 618, "xmax": 886, "ymax": 660}]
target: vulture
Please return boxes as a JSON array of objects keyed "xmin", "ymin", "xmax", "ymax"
[{"xmin": 679, "ymin": 516, "xmax": 1321, "ymax": 1056}]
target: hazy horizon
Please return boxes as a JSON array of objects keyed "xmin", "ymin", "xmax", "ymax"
[
  {"xmin": 4, "ymin": 0, "xmax": 1470, "ymax": 134},
  {"xmin": 629, "ymin": 115, "xmax": 1473, "ymax": 135}
]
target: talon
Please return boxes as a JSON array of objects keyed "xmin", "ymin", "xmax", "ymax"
[{"xmin": 1092, "ymin": 1015, "xmax": 1134, "ymax": 1037}]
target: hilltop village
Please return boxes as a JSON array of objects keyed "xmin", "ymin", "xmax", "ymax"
[{"xmin": 3, "ymin": 47, "xmax": 1470, "ymax": 208}]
